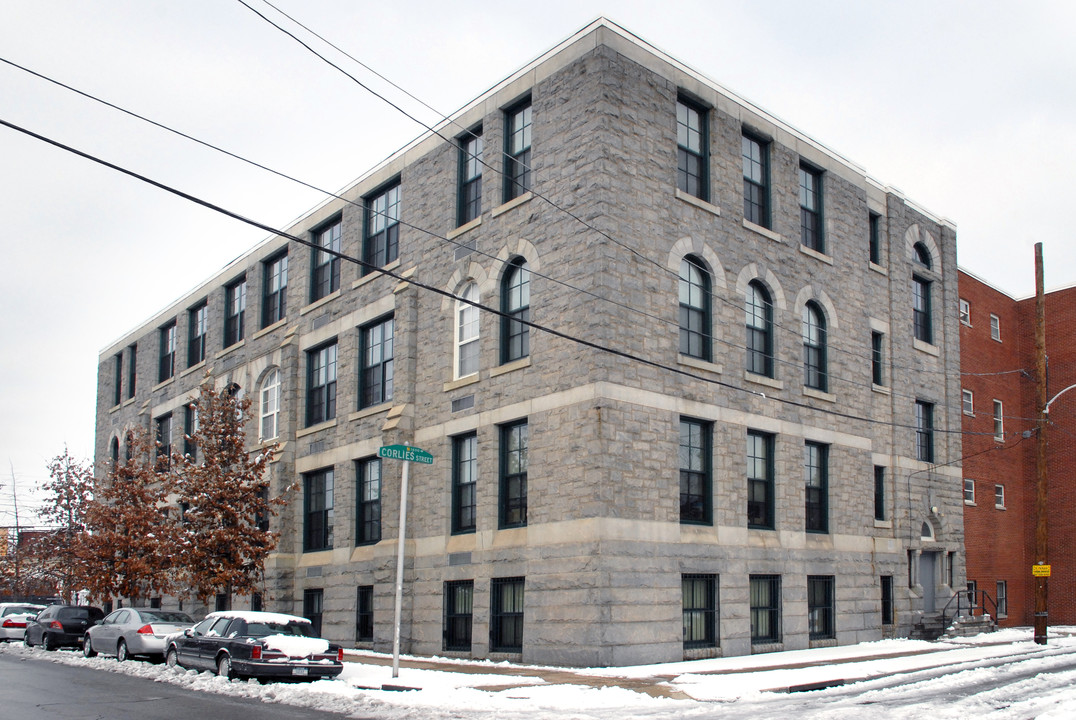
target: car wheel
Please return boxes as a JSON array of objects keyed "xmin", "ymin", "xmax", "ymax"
[
  {"xmin": 217, "ymin": 654, "xmax": 232, "ymax": 680},
  {"xmin": 24, "ymin": 632, "xmax": 34, "ymax": 648},
  {"xmin": 165, "ymin": 647, "xmax": 179, "ymax": 669},
  {"xmin": 82, "ymin": 637, "xmax": 97, "ymax": 658},
  {"xmin": 116, "ymin": 640, "xmax": 128, "ymax": 662},
  {"xmin": 43, "ymin": 633, "xmax": 57, "ymax": 651}
]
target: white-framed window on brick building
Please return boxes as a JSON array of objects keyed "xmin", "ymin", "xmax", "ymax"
[
  {"xmin": 990, "ymin": 313, "xmax": 1001, "ymax": 341},
  {"xmin": 995, "ymin": 483, "xmax": 1005, "ymax": 509},
  {"xmin": 996, "ymin": 580, "xmax": 1008, "ymax": 616},
  {"xmin": 993, "ymin": 399, "xmax": 1005, "ymax": 440},
  {"xmin": 259, "ymin": 368, "xmax": 280, "ymax": 442},
  {"xmin": 962, "ymin": 389, "xmax": 974, "ymax": 415},
  {"xmin": 964, "ymin": 478, "xmax": 976, "ymax": 504},
  {"xmin": 959, "ymin": 298, "xmax": 971, "ymax": 325}
]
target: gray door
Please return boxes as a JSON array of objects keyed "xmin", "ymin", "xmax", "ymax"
[{"xmin": 920, "ymin": 552, "xmax": 937, "ymax": 612}]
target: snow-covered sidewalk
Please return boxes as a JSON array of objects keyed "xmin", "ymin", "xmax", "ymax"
[{"xmin": 4, "ymin": 627, "xmax": 1076, "ymax": 719}]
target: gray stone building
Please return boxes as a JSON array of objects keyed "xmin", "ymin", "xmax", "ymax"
[{"xmin": 95, "ymin": 19, "xmax": 963, "ymax": 667}]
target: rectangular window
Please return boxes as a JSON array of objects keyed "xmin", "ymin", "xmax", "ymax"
[
  {"xmin": 747, "ymin": 431, "xmax": 775, "ymax": 529},
  {"xmin": 364, "ymin": 182, "xmax": 401, "ymax": 271},
  {"xmin": 804, "ymin": 442, "xmax": 828, "ymax": 533},
  {"xmin": 962, "ymin": 389, "xmax": 974, "ymax": 415},
  {"xmin": 682, "ymin": 573, "xmax": 718, "ymax": 649},
  {"xmin": 676, "ymin": 96, "xmax": 707, "ymax": 200},
  {"xmin": 799, "ymin": 163, "xmax": 823, "ymax": 252},
  {"xmin": 959, "ymin": 298, "xmax": 971, "ymax": 325},
  {"xmin": 874, "ymin": 465, "xmax": 886, "ymax": 521},
  {"xmin": 311, "ymin": 218, "xmax": 341, "ymax": 301},
  {"xmin": 187, "ymin": 302, "xmax": 207, "ymax": 367},
  {"xmin": 355, "ymin": 458, "xmax": 381, "ymax": 545},
  {"xmin": 304, "ymin": 468, "xmax": 334, "ymax": 552},
  {"xmin": 184, "ymin": 404, "xmax": 197, "ymax": 459},
  {"xmin": 995, "ymin": 484, "xmax": 1005, "ymax": 508},
  {"xmin": 112, "ymin": 353, "xmax": 123, "ymax": 406},
  {"xmin": 742, "ymin": 132, "xmax": 769, "ymax": 227},
  {"xmin": 155, "ymin": 413, "xmax": 172, "ymax": 468},
  {"xmin": 458, "ymin": 128, "xmax": 483, "ymax": 225},
  {"xmin": 127, "ymin": 344, "xmax": 137, "ymax": 399},
  {"xmin": 499, "ymin": 420, "xmax": 528, "ymax": 528},
  {"xmin": 360, "ymin": 316, "xmax": 394, "ymax": 409},
  {"xmin": 915, "ymin": 400, "xmax": 934, "ymax": 463},
  {"xmin": 967, "ymin": 580, "xmax": 978, "ymax": 607},
  {"xmin": 302, "ymin": 588, "xmax": 323, "ymax": 638},
  {"xmin": 224, "ymin": 277, "xmax": 247, "ymax": 347},
  {"xmin": 871, "ymin": 331, "xmax": 885, "ymax": 386},
  {"xmin": 808, "ymin": 576, "xmax": 835, "ymax": 640},
  {"xmin": 306, "ymin": 341, "xmax": 338, "ymax": 426},
  {"xmin": 964, "ymin": 478, "xmax": 976, "ymax": 504},
  {"xmin": 504, "ymin": 99, "xmax": 532, "ymax": 202},
  {"xmin": 993, "ymin": 399, "xmax": 1004, "ymax": 440},
  {"xmin": 444, "ymin": 580, "xmax": 474, "ymax": 652},
  {"xmin": 262, "ymin": 251, "xmax": 288, "ymax": 327},
  {"xmin": 946, "ymin": 552, "xmax": 955, "ymax": 587},
  {"xmin": 452, "ymin": 433, "xmax": 477, "ymax": 534},
  {"xmin": 996, "ymin": 580, "xmax": 1008, "ymax": 616},
  {"xmin": 913, "ymin": 276, "xmax": 933, "ymax": 343},
  {"xmin": 750, "ymin": 574, "xmax": 780, "ymax": 644},
  {"xmin": 490, "ymin": 577, "xmax": 524, "ymax": 653},
  {"xmin": 680, "ymin": 418, "xmax": 712, "ymax": 525},
  {"xmin": 356, "ymin": 585, "xmax": 374, "ymax": 642},
  {"xmin": 158, "ymin": 321, "xmax": 176, "ymax": 383},
  {"xmin": 881, "ymin": 575, "xmax": 894, "ymax": 625},
  {"xmin": 990, "ymin": 313, "xmax": 1001, "ymax": 341},
  {"xmin": 869, "ymin": 212, "xmax": 881, "ymax": 264}
]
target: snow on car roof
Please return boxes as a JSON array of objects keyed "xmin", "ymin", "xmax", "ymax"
[{"xmin": 205, "ymin": 610, "xmax": 312, "ymax": 626}]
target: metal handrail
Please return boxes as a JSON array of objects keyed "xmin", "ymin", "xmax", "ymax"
[{"xmin": 941, "ymin": 589, "xmax": 997, "ymax": 629}]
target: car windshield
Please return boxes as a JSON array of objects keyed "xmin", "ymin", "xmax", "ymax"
[
  {"xmin": 140, "ymin": 611, "xmax": 193, "ymax": 624},
  {"xmin": 2, "ymin": 606, "xmax": 41, "ymax": 616},
  {"xmin": 57, "ymin": 608, "xmax": 90, "ymax": 620},
  {"xmin": 247, "ymin": 621, "xmax": 316, "ymax": 638}
]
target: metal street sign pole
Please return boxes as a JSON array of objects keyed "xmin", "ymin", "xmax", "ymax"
[{"xmin": 391, "ymin": 452, "xmax": 410, "ymax": 678}]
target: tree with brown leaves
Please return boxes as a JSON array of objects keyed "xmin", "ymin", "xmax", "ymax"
[
  {"xmin": 172, "ymin": 381, "xmax": 286, "ymax": 606},
  {"xmin": 82, "ymin": 428, "xmax": 177, "ymax": 604}
]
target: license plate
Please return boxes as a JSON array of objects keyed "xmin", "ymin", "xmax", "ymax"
[{"xmin": 292, "ymin": 667, "xmax": 309, "ymax": 676}]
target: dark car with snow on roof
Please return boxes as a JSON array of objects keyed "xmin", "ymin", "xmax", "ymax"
[{"xmin": 164, "ymin": 610, "xmax": 344, "ymax": 682}]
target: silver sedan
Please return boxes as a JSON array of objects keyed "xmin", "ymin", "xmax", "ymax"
[
  {"xmin": 0, "ymin": 603, "xmax": 46, "ymax": 642},
  {"xmin": 83, "ymin": 608, "xmax": 195, "ymax": 661}
]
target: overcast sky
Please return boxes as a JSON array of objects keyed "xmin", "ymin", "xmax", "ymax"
[{"xmin": 2, "ymin": 1, "xmax": 1073, "ymax": 522}]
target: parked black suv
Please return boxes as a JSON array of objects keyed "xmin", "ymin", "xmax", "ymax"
[{"xmin": 24, "ymin": 605, "xmax": 104, "ymax": 650}]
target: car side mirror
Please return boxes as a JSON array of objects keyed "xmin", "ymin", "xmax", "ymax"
[{"xmin": 184, "ymin": 628, "xmax": 194, "ymax": 637}]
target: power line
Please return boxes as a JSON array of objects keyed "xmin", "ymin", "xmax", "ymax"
[{"xmin": 1, "ymin": 115, "xmax": 980, "ymax": 440}]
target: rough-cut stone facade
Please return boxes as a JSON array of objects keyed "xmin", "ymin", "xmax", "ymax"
[{"xmin": 95, "ymin": 19, "xmax": 963, "ymax": 666}]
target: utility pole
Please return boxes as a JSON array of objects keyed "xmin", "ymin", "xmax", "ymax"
[{"xmin": 1034, "ymin": 242, "xmax": 1049, "ymax": 645}]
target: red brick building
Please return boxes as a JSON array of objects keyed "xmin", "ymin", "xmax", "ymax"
[{"xmin": 960, "ymin": 270, "xmax": 1076, "ymax": 627}]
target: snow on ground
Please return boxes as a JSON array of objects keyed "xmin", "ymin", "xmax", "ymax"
[{"xmin": 3, "ymin": 628, "xmax": 1076, "ymax": 719}]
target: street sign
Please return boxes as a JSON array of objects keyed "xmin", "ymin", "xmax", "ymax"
[
  {"xmin": 1033, "ymin": 564, "xmax": 1052, "ymax": 577},
  {"xmin": 379, "ymin": 444, "xmax": 434, "ymax": 465}
]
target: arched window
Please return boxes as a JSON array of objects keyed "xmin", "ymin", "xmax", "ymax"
[
  {"xmin": 110, "ymin": 437, "xmax": 120, "ymax": 470},
  {"xmin": 679, "ymin": 256, "xmax": 711, "ymax": 361},
  {"xmin": 802, "ymin": 301, "xmax": 827, "ymax": 391},
  {"xmin": 745, "ymin": 281, "xmax": 773, "ymax": 377},
  {"xmin": 913, "ymin": 242, "xmax": 931, "ymax": 269},
  {"xmin": 260, "ymin": 369, "xmax": 280, "ymax": 442},
  {"xmin": 455, "ymin": 282, "xmax": 480, "ymax": 378},
  {"xmin": 500, "ymin": 258, "xmax": 530, "ymax": 364}
]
